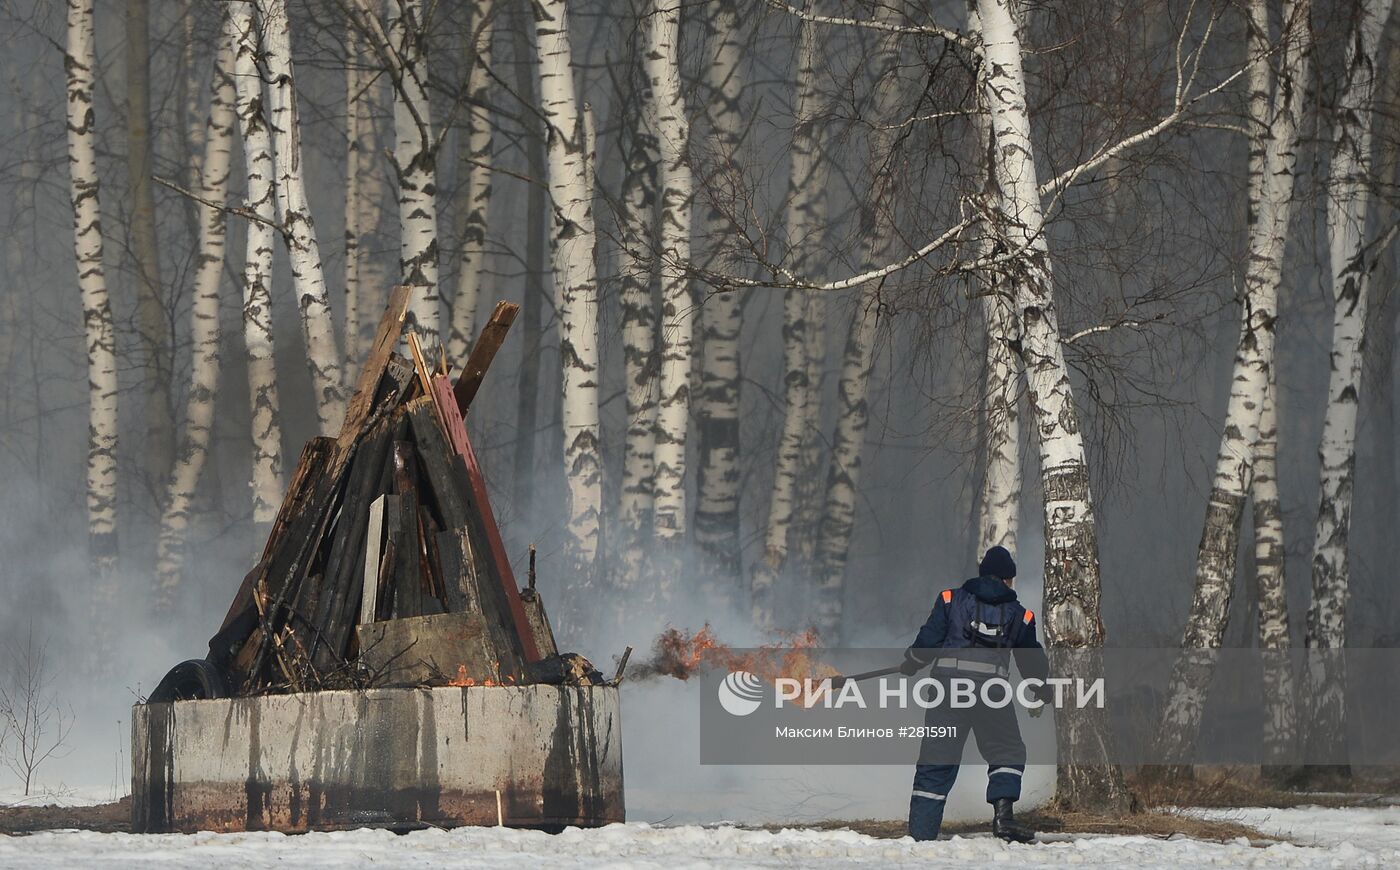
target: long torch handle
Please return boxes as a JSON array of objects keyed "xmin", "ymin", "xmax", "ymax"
[{"xmin": 829, "ymin": 664, "xmax": 903, "ymax": 689}]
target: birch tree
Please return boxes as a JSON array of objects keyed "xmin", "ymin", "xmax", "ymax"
[
  {"xmin": 646, "ymin": 0, "xmax": 694, "ymax": 562},
  {"xmin": 232, "ymin": 1, "xmax": 285, "ymax": 526},
  {"xmin": 447, "ymin": 2, "xmax": 495, "ymax": 362},
  {"xmin": 616, "ymin": 6, "xmax": 660, "ymax": 590},
  {"xmin": 531, "ymin": 0, "xmax": 603, "ymax": 585},
  {"xmin": 64, "ymin": 0, "xmax": 119, "ymax": 582},
  {"xmin": 1304, "ymin": 0, "xmax": 1394, "ymax": 769},
  {"xmin": 972, "ymin": 33, "xmax": 1021, "ymax": 554},
  {"xmin": 1156, "ymin": 0, "xmax": 1312, "ymax": 767},
  {"xmin": 155, "ymin": 32, "xmax": 237, "ymax": 611},
  {"xmin": 752, "ymin": 14, "xmax": 830, "ymax": 629},
  {"xmin": 974, "ymin": 0, "xmax": 1129, "ymax": 811},
  {"xmin": 1253, "ymin": 379, "xmax": 1295, "ymax": 768},
  {"xmin": 387, "ymin": 0, "xmax": 442, "ymax": 346},
  {"xmin": 811, "ymin": 3, "xmax": 905, "ymax": 640},
  {"xmin": 344, "ymin": 24, "xmax": 368, "ymax": 376},
  {"xmin": 256, "ymin": 0, "xmax": 346, "ymax": 430},
  {"xmin": 693, "ymin": 0, "xmax": 744, "ymax": 579}
]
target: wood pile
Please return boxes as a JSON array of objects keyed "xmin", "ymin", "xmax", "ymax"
[{"xmin": 204, "ymin": 287, "xmax": 581, "ymax": 695}]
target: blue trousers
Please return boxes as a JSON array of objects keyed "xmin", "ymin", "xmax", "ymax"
[{"xmin": 908, "ymin": 684, "xmax": 1026, "ymax": 841}]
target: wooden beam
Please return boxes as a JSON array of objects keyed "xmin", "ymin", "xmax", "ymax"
[
  {"xmin": 337, "ymin": 284, "xmax": 413, "ymax": 453},
  {"xmin": 360, "ymin": 495, "xmax": 388, "ymax": 626},
  {"xmin": 453, "ymin": 301, "xmax": 520, "ymax": 413}
]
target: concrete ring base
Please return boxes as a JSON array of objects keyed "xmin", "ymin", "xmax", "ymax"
[{"xmin": 132, "ymin": 684, "xmax": 623, "ymax": 833}]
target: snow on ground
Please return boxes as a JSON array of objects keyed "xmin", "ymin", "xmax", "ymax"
[{"xmin": 2, "ymin": 809, "xmax": 1400, "ymax": 869}]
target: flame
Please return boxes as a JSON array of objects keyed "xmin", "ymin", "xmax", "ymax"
[
  {"xmin": 637, "ymin": 623, "xmax": 838, "ymax": 687},
  {"xmin": 445, "ymin": 664, "xmax": 518, "ymax": 688}
]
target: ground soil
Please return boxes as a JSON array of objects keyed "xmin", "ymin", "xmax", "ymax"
[{"xmin": 0, "ymin": 798, "xmax": 130, "ymax": 835}]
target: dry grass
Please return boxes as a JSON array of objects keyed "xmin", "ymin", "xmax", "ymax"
[
  {"xmin": 764, "ymin": 807, "xmax": 1270, "ymax": 843},
  {"xmin": 1129, "ymin": 766, "xmax": 1400, "ymax": 810}
]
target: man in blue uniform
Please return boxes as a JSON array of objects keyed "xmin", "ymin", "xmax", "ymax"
[{"xmin": 900, "ymin": 546, "xmax": 1045, "ymax": 843}]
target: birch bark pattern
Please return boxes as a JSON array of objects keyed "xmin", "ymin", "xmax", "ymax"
[
  {"xmin": 811, "ymin": 2, "xmax": 903, "ymax": 640},
  {"xmin": 344, "ymin": 24, "xmax": 366, "ymax": 380},
  {"xmin": 970, "ymin": 23, "xmax": 1021, "ymax": 555},
  {"xmin": 694, "ymin": 0, "xmax": 744, "ymax": 579},
  {"xmin": 1253, "ymin": 378, "xmax": 1295, "ymax": 766},
  {"xmin": 1156, "ymin": 0, "xmax": 1311, "ymax": 768},
  {"xmin": 388, "ymin": 0, "xmax": 442, "ymax": 346},
  {"xmin": 447, "ymin": 3, "xmax": 494, "ymax": 363},
  {"xmin": 256, "ymin": 0, "xmax": 345, "ymax": 431},
  {"xmin": 64, "ymin": 0, "xmax": 119, "ymax": 580},
  {"xmin": 617, "ymin": 18, "xmax": 660, "ymax": 590},
  {"xmin": 531, "ymin": 0, "xmax": 602, "ymax": 584},
  {"xmin": 1304, "ymin": 0, "xmax": 1393, "ymax": 769},
  {"xmin": 154, "ymin": 34, "xmax": 237, "ymax": 610},
  {"xmin": 646, "ymin": 0, "xmax": 694, "ymax": 561},
  {"xmin": 752, "ymin": 14, "xmax": 830, "ymax": 629},
  {"xmin": 232, "ymin": 2, "xmax": 285, "ymax": 526},
  {"xmin": 976, "ymin": 0, "xmax": 1127, "ymax": 811}
]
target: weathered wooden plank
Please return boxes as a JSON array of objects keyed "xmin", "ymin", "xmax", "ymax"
[
  {"xmin": 336, "ymin": 285, "xmax": 413, "ymax": 454},
  {"xmin": 308, "ymin": 414, "xmax": 396, "ymax": 670},
  {"xmin": 360, "ymin": 495, "xmax": 387, "ymax": 625},
  {"xmin": 453, "ymin": 301, "xmax": 520, "ymax": 412},
  {"xmin": 390, "ymin": 443, "xmax": 423, "ymax": 619},
  {"xmin": 357, "ymin": 611, "xmax": 497, "ymax": 686},
  {"xmin": 428, "ymin": 375, "xmax": 540, "ymax": 663}
]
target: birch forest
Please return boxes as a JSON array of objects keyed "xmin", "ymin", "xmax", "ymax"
[{"xmin": 2, "ymin": 0, "xmax": 1400, "ymax": 810}]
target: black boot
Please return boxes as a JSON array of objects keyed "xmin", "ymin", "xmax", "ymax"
[{"xmin": 991, "ymin": 798, "xmax": 1035, "ymax": 843}]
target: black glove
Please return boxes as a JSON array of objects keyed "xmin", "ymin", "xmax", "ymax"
[{"xmin": 900, "ymin": 653, "xmax": 926, "ymax": 676}]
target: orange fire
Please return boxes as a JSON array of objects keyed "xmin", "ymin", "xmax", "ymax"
[
  {"xmin": 445, "ymin": 664, "xmax": 516, "ymax": 687},
  {"xmin": 638, "ymin": 623, "xmax": 838, "ymax": 687}
]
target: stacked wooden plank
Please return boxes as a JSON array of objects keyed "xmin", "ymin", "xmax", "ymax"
[{"xmin": 206, "ymin": 288, "xmax": 559, "ymax": 695}]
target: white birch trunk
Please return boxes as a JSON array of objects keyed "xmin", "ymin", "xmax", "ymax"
[
  {"xmin": 387, "ymin": 0, "xmax": 442, "ymax": 346},
  {"xmin": 752, "ymin": 15, "xmax": 830, "ymax": 629},
  {"xmin": 811, "ymin": 3, "xmax": 904, "ymax": 640},
  {"xmin": 1156, "ymin": 0, "xmax": 1311, "ymax": 768},
  {"xmin": 256, "ymin": 0, "xmax": 345, "ymax": 431},
  {"xmin": 976, "ymin": 0, "xmax": 1128, "ymax": 811},
  {"xmin": 232, "ymin": 1, "xmax": 285, "ymax": 525},
  {"xmin": 532, "ymin": 0, "xmax": 603, "ymax": 584},
  {"xmin": 344, "ymin": 23, "xmax": 366, "ymax": 381},
  {"xmin": 446, "ymin": 3, "xmax": 494, "ymax": 363},
  {"xmin": 978, "ymin": 289, "xmax": 1021, "ymax": 553},
  {"xmin": 646, "ymin": 0, "xmax": 694, "ymax": 563},
  {"xmin": 154, "ymin": 31, "xmax": 237, "ymax": 610},
  {"xmin": 1304, "ymin": 0, "xmax": 1393, "ymax": 768},
  {"xmin": 969, "ymin": 30, "xmax": 1021, "ymax": 554},
  {"xmin": 793, "ymin": 287, "xmax": 828, "ymax": 571},
  {"xmin": 693, "ymin": 0, "xmax": 744, "ymax": 577},
  {"xmin": 1253, "ymin": 377, "xmax": 1295, "ymax": 766},
  {"xmin": 64, "ymin": 0, "xmax": 119, "ymax": 581},
  {"xmin": 617, "ymin": 40, "xmax": 660, "ymax": 590}
]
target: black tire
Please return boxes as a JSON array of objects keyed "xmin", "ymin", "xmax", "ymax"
[{"xmin": 148, "ymin": 658, "xmax": 228, "ymax": 703}]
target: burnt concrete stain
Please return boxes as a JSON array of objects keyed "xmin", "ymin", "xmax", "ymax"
[
  {"xmin": 134, "ymin": 702, "xmax": 176, "ymax": 833},
  {"xmin": 243, "ymin": 699, "xmax": 273, "ymax": 831}
]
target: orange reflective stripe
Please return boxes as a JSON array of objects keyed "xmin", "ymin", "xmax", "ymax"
[
  {"xmin": 941, "ymin": 589, "xmax": 953, "ymax": 604},
  {"xmin": 1023, "ymin": 609, "xmax": 1034, "ymax": 624}
]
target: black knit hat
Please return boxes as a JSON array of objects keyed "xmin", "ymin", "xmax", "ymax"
[{"xmin": 979, "ymin": 546, "xmax": 1017, "ymax": 579}]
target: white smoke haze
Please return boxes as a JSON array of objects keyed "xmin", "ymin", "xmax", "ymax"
[{"xmin": 1, "ymin": 0, "xmax": 1398, "ymax": 840}]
